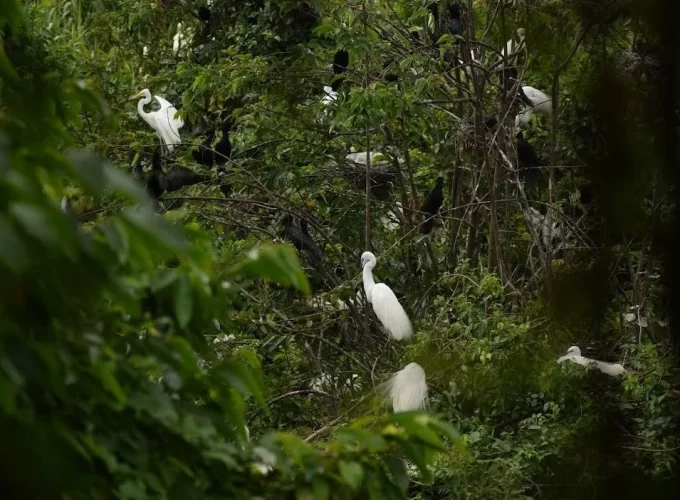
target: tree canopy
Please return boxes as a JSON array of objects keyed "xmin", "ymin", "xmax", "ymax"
[{"xmin": 1, "ymin": 0, "xmax": 679, "ymax": 498}]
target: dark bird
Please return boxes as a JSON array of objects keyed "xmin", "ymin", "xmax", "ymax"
[
  {"xmin": 383, "ymin": 60, "xmax": 399, "ymax": 83},
  {"xmin": 420, "ymin": 176, "xmax": 445, "ymax": 234},
  {"xmin": 198, "ymin": 6, "xmax": 211, "ymax": 22},
  {"xmin": 192, "ymin": 129, "xmax": 215, "ymax": 167},
  {"xmin": 132, "ymin": 151, "xmax": 207, "ymax": 207},
  {"xmin": 446, "ymin": 2, "xmax": 462, "ymax": 39},
  {"xmin": 516, "ymin": 132, "xmax": 544, "ymax": 187},
  {"xmin": 132, "ymin": 152, "xmax": 164, "ymax": 203},
  {"xmin": 161, "ymin": 165, "xmax": 208, "ymax": 193},
  {"xmin": 484, "ymin": 114, "xmax": 498, "ymax": 130},
  {"xmin": 331, "ymin": 49, "xmax": 349, "ymax": 92},
  {"xmin": 283, "ymin": 215, "xmax": 323, "ymax": 269},
  {"xmin": 214, "ymin": 119, "xmax": 232, "ymax": 166}
]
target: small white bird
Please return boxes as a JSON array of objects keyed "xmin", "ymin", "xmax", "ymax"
[
  {"xmin": 131, "ymin": 89, "xmax": 184, "ymax": 154},
  {"xmin": 380, "ymin": 202, "xmax": 403, "ymax": 232},
  {"xmin": 361, "ymin": 251, "xmax": 413, "ymax": 341},
  {"xmin": 321, "ymin": 85, "xmax": 338, "ymax": 105},
  {"xmin": 172, "ymin": 22, "xmax": 192, "ymax": 57},
  {"xmin": 515, "ymin": 86, "xmax": 552, "ymax": 128},
  {"xmin": 558, "ymin": 346, "xmax": 627, "ymax": 377},
  {"xmin": 387, "ymin": 362, "xmax": 428, "ymax": 413},
  {"xmin": 142, "ymin": 45, "xmax": 149, "ymax": 57},
  {"xmin": 498, "ymin": 27, "xmax": 526, "ymax": 66}
]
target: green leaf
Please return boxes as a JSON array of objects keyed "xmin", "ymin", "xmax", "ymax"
[
  {"xmin": 389, "ymin": 412, "xmax": 446, "ymax": 450},
  {"xmin": 174, "ymin": 274, "xmax": 193, "ymax": 328},
  {"xmin": 384, "ymin": 456, "xmax": 409, "ymax": 491},
  {"xmin": 9, "ymin": 202, "xmax": 78, "ymax": 259},
  {"xmin": 213, "ymin": 361, "xmax": 267, "ymax": 410},
  {"xmin": 230, "ymin": 244, "xmax": 310, "ymax": 294},
  {"xmin": 312, "ymin": 477, "xmax": 330, "ymax": 500},
  {"xmin": 93, "ymin": 361, "xmax": 127, "ymax": 405},
  {"xmin": 0, "ymin": 215, "xmax": 29, "ymax": 273},
  {"xmin": 338, "ymin": 461, "xmax": 364, "ymax": 491},
  {"xmin": 66, "ymin": 150, "xmax": 147, "ymax": 202}
]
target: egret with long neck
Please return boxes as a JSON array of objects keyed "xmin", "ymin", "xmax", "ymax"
[
  {"xmin": 558, "ymin": 346, "xmax": 626, "ymax": 377},
  {"xmin": 131, "ymin": 89, "xmax": 184, "ymax": 154},
  {"xmin": 361, "ymin": 251, "xmax": 413, "ymax": 341}
]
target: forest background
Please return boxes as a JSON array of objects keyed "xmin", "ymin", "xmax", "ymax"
[{"xmin": 1, "ymin": 0, "xmax": 679, "ymax": 498}]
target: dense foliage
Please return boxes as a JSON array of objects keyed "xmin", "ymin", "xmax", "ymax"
[{"xmin": 1, "ymin": 0, "xmax": 679, "ymax": 498}]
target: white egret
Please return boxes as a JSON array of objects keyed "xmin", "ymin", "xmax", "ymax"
[
  {"xmin": 387, "ymin": 362, "xmax": 428, "ymax": 413},
  {"xmin": 557, "ymin": 346, "xmax": 626, "ymax": 377},
  {"xmin": 346, "ymin": 148, "xmax": 404, "ymax": 167},
  {"xmin": 380, "ymin": 201, "xmax": 403, "ymax": 232},
  {"xmin": 142, "ymin": 46, "xmax": 149, "ymax": 57},
  {"xmin": 172, "ymin": 22, "xmax": 193, "ymax": 57},
  {"xmin": 131, "ymin": 89, "xmax": 184, "ymax": 153},
  {"xmin": 321, "ymin": 85, "xmax": 338, "ymax": 105},
  {"xmin": 515, "ymin": 86, "xmax": 552, "ymax": 128},
  {"xmin": 360, "ymin": 251, "xmax": 413, "ymax": 341},
  {"xmin": 497, "ymin": 27, "xmax": 526, "ymax": 66}
]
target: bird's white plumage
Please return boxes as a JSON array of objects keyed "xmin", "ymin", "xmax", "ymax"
[
  {"xmin": 380, "ymin": 202, "xmax": 403, "ymax": 231},
  {"xmin": 500, "ymin": 27, "xmax": 526, "ymax": 61},
  {"xmin": 557, "ymin": 345, "xmax": 626, "ymax": 377},
  {"xmin": 132, "ymin": 89, "xmax": 184, "ymax": 153},
  {"xmin": 361, "ymin": 251, "xmax": 413, "ymax": 341},
  {"xmin": 515, "ymin": 86, "xmax": 551, "ymax": 128},
  {"xmin": 172, "ymin": 22, "xmax": 192, "ymax": 57},
  {"xmin": 321, "ymin": 85, "xmax": 338, "ymax": 105},
  {"xmin": 388, "ymin": 362, "xmax": 428, "ymax": 412}
]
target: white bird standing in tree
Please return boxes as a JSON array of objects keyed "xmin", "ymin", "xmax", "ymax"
[{"xmin": 361, "ymin": 251, "xmax": 413, "ymax": 341}]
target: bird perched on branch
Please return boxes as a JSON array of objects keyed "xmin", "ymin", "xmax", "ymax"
[
  {"xmin": 322, "ymin": 49, "xmax": 349, "ymax": 105},
  {"xmin": 192, "ymin": 119, "xmax": 232, "ymax": 168},
  {"xmin": 446, "ymin": 1, "xmax": 463, "ymax": 39},
  {"xmin": 214, "ymin": 119, "xmax": 233, "ymax": 166},
  {"xmin": 361, "ymin": 251, "xmax": 413, "ymax": 341},
  {"xmin": 172, "ymin": 22, "xmax": 193, "ymax": 57},
  {"xmin": 386, "ymin": 362, "xmax": 428, "ymax": 412},
  {"xmin": 497, "ymin": 27, "xmax": 526, "ymax": 67},
  {"xmin": 132, "ymin": 151, "xmax": 207, "ymax": 206},
  {"xmin": 558, "ymin": 346, "xmax": 626, "ymax": 377},
  {"xmin": 420, "ymin": 176, "xmax": 444, "ymax": 234},
  {"xmin": 283, "ymin": 215, "xmax": 323, "ymax": 269},
  {"xmin": 192, "ymin": 129, "xmax": 216, "ymax": 168},
  {"xmin": 515, "ymin": 86, "xmax": 552, "ymax": 128},
  {"xmin": 131, "ymin": 89, "xmax": 184, "ymax": 154},
  {"xmin": 516, "ymin": 132, "xmax": 544, "ymax": 187}
]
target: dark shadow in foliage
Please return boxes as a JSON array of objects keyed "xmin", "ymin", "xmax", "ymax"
[
  {"xmin": 516, "ymin": 132, "xmax": 545, "ymax": 188},
  {"xmin": 546, "ymin": 0, "xmax": 680, "ymax": 497},
  {"xmin": 420, "ymin": 176, "xmax": 444, "ymax": 234}
]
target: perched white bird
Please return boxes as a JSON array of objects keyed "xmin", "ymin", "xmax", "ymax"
[
  {"xmin": 361, "ymin": 251, "xmax": 413, "ymax": 341},
  {"xmin": 142, "ymin": 45, "xmax": 149, "ymax": 57},
  {"xmin": 172, "ymin": 22, "xmax": 192, "ymax": 57},
  {"xmin": 497, "ymin": 27, "xmax": 526, "ymax": 66},
  {"xmin": 380, "ymin": 202, "xmax": 403, "ymax": 232},
  {"xmin": 321, "ymin": 85, "xmax": 338, "ymax": 105},
  {"xmin": 515, "ymin": 86, "xmax": 552, "ymax": 128},
  {"xmin": 131, "ymin": 89, "xmax": 184, "ymax": 153},
  {"xmin": 387, "ymin": 362, "xmax": 428, "ymax": 413},
  {"xmin": 558, "ymin": 346, "xmax": 627, "ymax": 377},
  {"xmin": 346, "ymin": 148, "xmax": 403, "ymax": 167}
]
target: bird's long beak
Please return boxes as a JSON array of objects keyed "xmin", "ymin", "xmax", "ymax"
[{"xmin": 130, "ymin": 92, "xmax": 144, "ymax": 100}]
